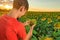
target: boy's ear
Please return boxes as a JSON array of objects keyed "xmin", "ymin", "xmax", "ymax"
[{"xmin": 19, "ymin": 6, "xmax": 25, "ymax": 12}]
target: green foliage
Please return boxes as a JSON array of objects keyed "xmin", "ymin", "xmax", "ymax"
[
  {"xmin": 18, "ymin": 12, "xmax": 60, "ymax": 40},
  {"xmin": 0, "ymin": 11, "xmax": 60, "ymax": 40},
  {"xmin": 56, "ymin": 37, "xmax": 60, "ymax": 40}
]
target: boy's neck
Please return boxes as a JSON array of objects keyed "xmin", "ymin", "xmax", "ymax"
[{"xmin": 7, "ymin": 9, "xmax": 18, "ymax": 19}]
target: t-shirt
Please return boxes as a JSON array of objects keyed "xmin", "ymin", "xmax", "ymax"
[{"xmin": 0, "ymin": 15, "xmax": 26, "ymax": 40}]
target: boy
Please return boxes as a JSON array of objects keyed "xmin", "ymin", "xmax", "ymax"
[{"xmin": 0, "ymin": 0, "xmax": 35, "ymax": 40}]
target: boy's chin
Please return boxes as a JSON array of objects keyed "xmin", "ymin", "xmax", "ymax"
[
  {"xmin": 17, "ymin": 15, "xmax": 21, "ymax": 18},
  {"xmin": 18, "ymin": 15, "xmax": 23, "ymax": 18}
]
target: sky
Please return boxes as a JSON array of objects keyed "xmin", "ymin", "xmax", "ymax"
[
  {"xmin": 28, "ymin": 0, "xmax": 60, "ymax": 11},
  {"xmin": 0, "ymin": 0, "xmax": 60, "ymax": 11}
]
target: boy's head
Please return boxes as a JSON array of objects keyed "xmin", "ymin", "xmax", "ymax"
[{"xmin": 13, "ymin": 0, "xmax": 29, "ymax": 17}]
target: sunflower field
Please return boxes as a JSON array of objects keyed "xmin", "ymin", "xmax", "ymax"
[
  {"xmin": 18, "ymin": 12, "xmax": 60, "ymax": 40},
  {"xmin": 0, "ymin": 12, "xmax": 60, "ymax": 40}
]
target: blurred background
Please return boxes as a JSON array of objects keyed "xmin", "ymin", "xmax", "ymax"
[
  {"xmin": 0, "ymin": 0, "xmax": 60, "ymax": 40},
  {"xmin": 0, "ymin": 0, "xmax": 60, "ymax": 12}
]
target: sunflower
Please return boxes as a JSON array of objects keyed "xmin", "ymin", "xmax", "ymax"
[
  {"xmin": 41, "ymin": 17, "xmax": 46, "ymax": 21},
  {"xmin": 44, "ymin": 37, "xmax": 53, "ymax": 40},
  {"xmin": 54, "ymin": 22, "xmax": 60, "ymax": 29},
  {"xmin": 47, "ymin": 18, "xmax": 52, "ymax": 24},
  {"xmin": 29, "ymin": 19, "xmax": 37, "ymax": 26}
]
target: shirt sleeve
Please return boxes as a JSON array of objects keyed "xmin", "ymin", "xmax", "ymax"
[{"xmin": 17, "ymin": 22, "xmax": 27, "ymax": 40}]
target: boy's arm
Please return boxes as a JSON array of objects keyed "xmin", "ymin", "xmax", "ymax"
[
  {"xmin": 24, "ymin": 24, "xmax": 35, "ymax": 40},
  {"xmin": 17, "ymin": 22, "xmax": 35, "ymax": 40}
]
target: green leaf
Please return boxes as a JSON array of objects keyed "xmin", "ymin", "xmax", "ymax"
[
  {"xmin": 31, "ymin": 35, "xmax": 37, "ymax": 40},
  {"xmin": 33, "ymin": 30, "xmax": 37, "ymax": 35},
  {"xmin": 56, "ymin": 37, "xmax": 60, "ymax": 40}
]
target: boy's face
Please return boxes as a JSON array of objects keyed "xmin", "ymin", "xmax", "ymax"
[{"xmin": 17, "ymin": 6, "xmax": 27, "ymax": 18}]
